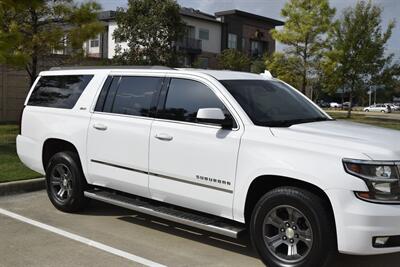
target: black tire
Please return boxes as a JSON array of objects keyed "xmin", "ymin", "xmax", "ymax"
[
  {"xmin": 45, "ymin": 151, "xmax": 88, "ymax": 212},
  {"xmin": 250, "ymin": 187, "xmax": 336, "ymax": 267}
]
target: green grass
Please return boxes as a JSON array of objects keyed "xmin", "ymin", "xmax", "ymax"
[
  {"xmin": 0, "ymin": 124, "xmax": 41, "ymax": 183},
  {"xmin": 327, "ymin": 112, "xmax": 400, "ymax": 131}
]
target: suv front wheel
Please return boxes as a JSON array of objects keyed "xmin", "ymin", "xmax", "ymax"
[
  {"xmin": 45, "ymin": 151, "xmax": 88, "ymax": 212},
  {"xmin": 250, "ymin": 187, "xmax": 336, "ymax": 267}
]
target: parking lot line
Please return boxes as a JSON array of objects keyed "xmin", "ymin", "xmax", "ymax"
[{"xmin": 0, "ymin": 207, "xmax": 167, "ymax": 267}]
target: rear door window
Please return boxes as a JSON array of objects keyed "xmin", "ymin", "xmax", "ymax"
[
  {"xmin": 28, "ymin": 75, "xmax": 93, "ymax": 109},
  {"xmin": 96, "ymin": 76, "xmax": 163, "ymax": 117}
]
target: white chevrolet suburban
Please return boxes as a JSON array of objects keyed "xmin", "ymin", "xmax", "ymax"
[{"xmin": 17, "ymin": 66, "xmax": 400, "ymax": 267}]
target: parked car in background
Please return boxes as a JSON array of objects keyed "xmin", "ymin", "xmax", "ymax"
[
  {"xmin": 363, "ymin": 104, "xmax": 390, "ymax": 113},
  {"xmin": 317, "ymin": 100, "xmax": 330, "ymax": 108},
  {"xmin": 330, "ymin": 102, "xmax": 342, "ymax": 108},
  {"xmin": 384, "ymin": 103, "xmax": 399, "ymax": 111},
  {"xmin": 342, "ymin": 102, "xmax": 355, "ymax": 110}
]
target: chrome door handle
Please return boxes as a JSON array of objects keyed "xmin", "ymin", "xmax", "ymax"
[
  {"xmin": 93, "ymin": 123, "xmax": 108, "ymax": 131},
  {"xmin": 155, "ymin": 133, "xmax": 173, "ymax": 141}
]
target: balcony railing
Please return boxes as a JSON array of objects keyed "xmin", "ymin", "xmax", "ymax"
[{"xmin": 175, "ymin": 37, "xmax": 202, "ymax": 54}]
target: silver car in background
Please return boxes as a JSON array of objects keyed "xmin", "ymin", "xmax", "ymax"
[{"xmin": 364, "ymin": 104, "xmax": 391, "ymax": 113}]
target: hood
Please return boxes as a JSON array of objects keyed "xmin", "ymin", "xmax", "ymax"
[{"xmin": 270, "ymin": 120, "xmax": 400, "ymax": 160}]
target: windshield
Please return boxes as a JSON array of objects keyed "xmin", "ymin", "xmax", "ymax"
[{"xmin": 221, "ymin": 79, "xmax": 331, "ymax": 127}]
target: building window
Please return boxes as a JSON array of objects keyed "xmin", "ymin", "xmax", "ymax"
[
  {"xmin": 242, "ymin": 38, "xmax": 246, "ymax": 50},
  {"xmin": 228, "ymin": 33, "xmax": 237, "ymax": 49},
  {"xmin": 90, "ymin": 38, "xmax": 100, "ymax": 48},
  {"xmin": 186, "ymin": 25, "xmax": 196, "ymax": 39},
  {"xmin": 199, "ymin": 28, "xmax": 209, "ymax": 40},
  {"xmin": 251, "ymin": 40, "xmax": 263, "ymax": 57},
  {"xmin": 198, "ymin": 57, "xmax": 209, "ymax": 69}
]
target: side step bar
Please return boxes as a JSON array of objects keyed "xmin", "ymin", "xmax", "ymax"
[{"xmin": 84, "ymin": 190, "xmax": 245, "ymax": 239}]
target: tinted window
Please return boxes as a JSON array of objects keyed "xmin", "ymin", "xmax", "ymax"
[
  {"xmin": 162, "ymin": 79, "xmax": 227, "ymax": 123},
  {"xmin": 94, "ymin": 76, "xmax": 113, "ymax": 112},
  {"xmin": 110, "ymin": 76, "xmax": 162, "ymax": 116},
  {"xmin": 28, "ymin": 75, "xmax": 93, "ymax": 108},
  {"xmin": 222, "ymin": 79, "xmax": 329, "ymax": 127}
]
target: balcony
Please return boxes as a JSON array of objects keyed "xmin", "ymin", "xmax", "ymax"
[{"xmin": 175, "ymin": 37, "xmax": 202, "ymax": 54}]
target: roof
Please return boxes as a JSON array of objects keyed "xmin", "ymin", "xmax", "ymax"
[
  {"xmin": 215, "ymin": 9, "xmax": 284, "ymax": 26},
  {"xmin": 180, "ymin": 7, "xmax": 220, "ymax": 23},
  {"xmin": 49, "ymin": 66, "xmax": 172, "ymax": 71},
  {"xmin": 98, "ymin": 8, "xmax": 220, "ymax": 24},
  {"xmin": 45, "ymin": 66, "xmax": 269, "ymax": 81},
  {"xmin": 97, "ymin": 10, "xmax": 116, "ymax": 21},
  {"xmin": 178, "ymin": 69, "xmax": 269, "ymax": 80}
]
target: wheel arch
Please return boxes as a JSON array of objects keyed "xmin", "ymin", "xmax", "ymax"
[
  {"xmin": 42, "ymin": 138, "xmax": 82, "ymax": 172},
  {"xmin": 243, "ymin": 175, "xmax": 336, "ymax": 235}
]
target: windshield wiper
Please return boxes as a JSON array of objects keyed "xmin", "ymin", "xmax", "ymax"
[{"xmin": 260, "ymin": 117, "xmax": 333, "ymax": 127}]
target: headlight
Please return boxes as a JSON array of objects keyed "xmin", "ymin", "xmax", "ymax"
[{"xmin": 343, "ymin": 158, "xmax": 400, "ymax": 203}]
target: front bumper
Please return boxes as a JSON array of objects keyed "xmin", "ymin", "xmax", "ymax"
[{"xmin": 326, "ymin": 188, "xmax": 400, "ymax": 255}]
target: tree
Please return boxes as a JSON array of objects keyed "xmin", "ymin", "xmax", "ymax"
[
  {"xmin": 250, "ymin": 58, "xmax": 267, "ymax": 74},
  {"xmin": 270, "ymin": 0, "xmax": 335, "ymax": 97},
  {"xmin": 217, "ymin": 49, "xmax": 251, "ymax": 71},
  {"xmin": 0, "ymin": 0, "xmax": 103, "ymax": 85},
  {"xmin": 265, "ymin": 52, "xmax": 303, "ymax": 89},
  {"xmin": 324, "ymin": 0, "xmax": 396, "ymax": 117},
  {"xmin": 113, "ymin": 0, "xmax": 185, "ymax": 66}
]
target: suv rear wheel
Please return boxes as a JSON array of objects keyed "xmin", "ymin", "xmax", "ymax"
[
  {"xmin": 45, "ymin": 151, "xmax": 88, "ymax": 212},
  {"xmin": 250, "ymin": 187, "xmax": 336, "ymax": 267}
]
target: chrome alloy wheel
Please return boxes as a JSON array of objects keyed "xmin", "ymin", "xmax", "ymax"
[
  {"xmin": 263, "ymin": 205, "xmax": 313, "ymax": 263},
  {"xmin": 50, "ymin": 163, "xmax": 73, "ymax": 202}
]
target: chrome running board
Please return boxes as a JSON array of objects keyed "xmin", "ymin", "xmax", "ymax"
[{"xmin": 84, "ymin": 190, "xmax": 245, "ymax": 239}]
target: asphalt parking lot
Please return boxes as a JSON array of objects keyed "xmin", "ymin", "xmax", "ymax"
[{"xmin": 1, "ymin": 191, "xmax": 400, "ymax": 267}]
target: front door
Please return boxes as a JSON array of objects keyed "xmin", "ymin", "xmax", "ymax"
[
  {"xmin": 149, "ymin": 77, "xmax": 242, "ymax": 218},
  {"xmin": 87, "ymin": 75, "xmax": 164, "ymax": 197}
]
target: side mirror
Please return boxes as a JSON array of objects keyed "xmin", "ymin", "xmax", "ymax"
[{"xmin": 196, "ymin": 108, "xmax": 234, "ymax": 129}]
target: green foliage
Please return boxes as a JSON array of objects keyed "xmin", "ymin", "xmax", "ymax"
[
  {"xmin": 250, "ymin": 58, "xmax": 266, "ymax": 74},
  {"xmin": 113, "ymin": 0, "xmax": 185, "ymax": 66},
  {"xmin": 265, "ymin": 52, "xmax": 303, "ymax": 89},
  {"xmin": 217, "ymin": 49, "xmax": 251, "ymax": 71},
  {"xmin": 0, "ymin": 0, "xmax": 103, "ymax": 84},
  {"xmin": 0, "ymin": 124, "xmax": 41, "ymax": 183},
  {"xmin": 270, "ymin": 0, "xmax": 335, "ymax": 96},
  {"xmin": 324, "ymin": 0, "xmax": 396, "ymax": 117}
]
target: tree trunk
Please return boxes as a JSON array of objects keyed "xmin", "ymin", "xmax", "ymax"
[
  {"xmin": 347, "ymin": 90, "xmax": 353, "ymax": 118},
  {"xmin": 28, "ymin": 8, "xmax": 39, "ymax": 86},
  {"xmin": 301, "ymin": 70, "xmax": 307, "ymax": 95},
  {"xmin": 30, "ymin": 54, "xmax": 38, "ymax": 86}
]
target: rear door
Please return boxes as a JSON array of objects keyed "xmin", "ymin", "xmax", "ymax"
[
  {"xmin": 86, "ymin": 74, "xmax": 164, "ymax": 197},
  {"xmin": 148, "ymin": 76, "xmax": 243, "ymax": 218}
]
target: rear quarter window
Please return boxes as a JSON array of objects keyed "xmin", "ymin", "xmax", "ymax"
[{"xmin": 27, "ymin": 75, "xmax": 93, "ymax": 109}]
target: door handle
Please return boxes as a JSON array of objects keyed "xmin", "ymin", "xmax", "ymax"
[
  {"xmin": 155, "ymin": 133, "xmax": 173, "ymax": 141},
  {"xmin": 93, "ymin": 123, "xmax": 108, "ymax": 131}
]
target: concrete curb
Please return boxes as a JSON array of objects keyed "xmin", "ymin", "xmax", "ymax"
[{"xmin": 0, "ymin": 178, "xmax": 45, "ymax": 196}]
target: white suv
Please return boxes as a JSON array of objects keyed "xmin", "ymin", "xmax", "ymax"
[{"xmin": 17, "ymin": 67, "xmax": 400, "ymax": 267}]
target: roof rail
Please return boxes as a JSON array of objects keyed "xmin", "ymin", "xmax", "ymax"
[{"xmin": 49, "ymin": 66, "xmax": 174, "ymax": 71}]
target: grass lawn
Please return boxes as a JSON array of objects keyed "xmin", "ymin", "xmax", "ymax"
[
  {"xmin": 0, "ymin": 124, "xmax": 41, "ymax": 183},
  {"xmin": 327, "ymin": 111, "xmax": 400, "ymax": 131}
]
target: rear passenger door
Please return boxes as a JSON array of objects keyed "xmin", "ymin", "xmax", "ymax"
[
  {"xmin": 148, "ymin": 77, "xmax": 243, "ymax": 219},
  {"xmin": 86, "ymin": 74, "xmax": 164, "ymax": 198}
]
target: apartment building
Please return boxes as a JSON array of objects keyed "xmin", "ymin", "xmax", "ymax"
[
  {"xmin": 216, "ymin": 10, "xmax": 284, "ymax": 58},
  {"xmin": 84, "ymin": 8, "xmax": 285, "ymax": 68},
  {"xmin": 178, "ymin": 8, "xmax": 222, "ymax": 68}
]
